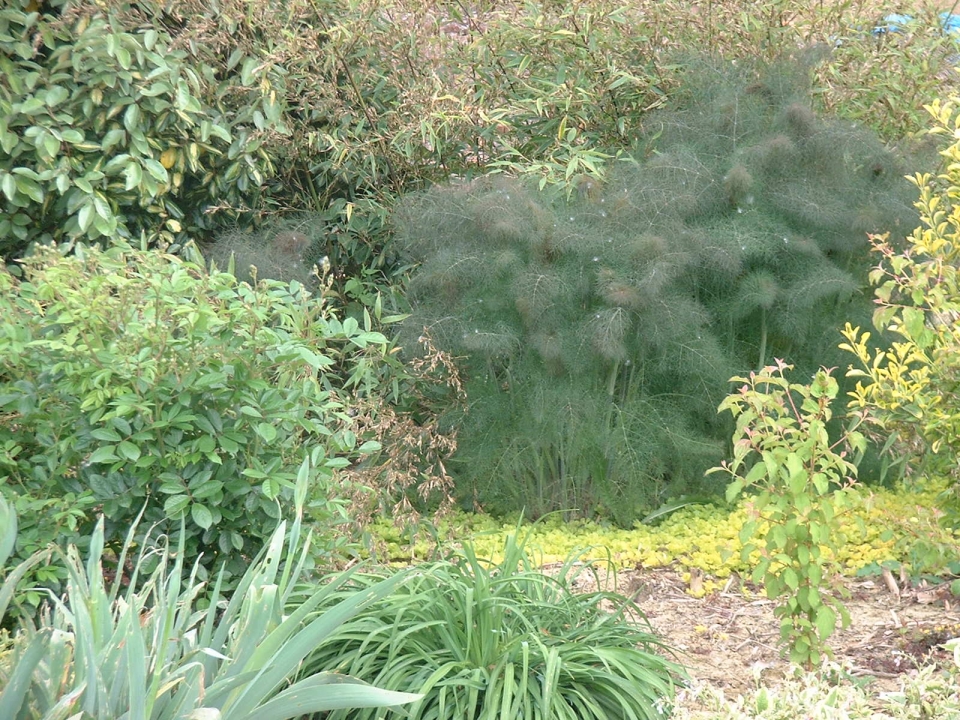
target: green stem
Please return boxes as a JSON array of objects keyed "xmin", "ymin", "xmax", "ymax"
[
  {"xmin": 606, "ymin": 359, "xmax": 620, "ymax": 400},
  {"xmin": 757, "ymin": 308, "xmax": 768, "ymax": 372},
  {"xmin": 603, "ymin": 358, "xmax": 620, "ymax": 436}
]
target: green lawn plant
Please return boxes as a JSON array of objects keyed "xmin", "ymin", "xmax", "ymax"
[
  {"xmin": 0, "ymin": 493, "xmax": 422, "ymax": 720},
  {"xmin": 709, "ymin": 361, "xmax": 865, "ymax": 669},
  {"xmin": 300, "ymin": 531, "xmax": 681, "ymax": 720},
  {"xmin": 0, "ymin": 241, "xmax": 396, "ymax": 609},
  {"xmin": 842, "ymin": 97, "xmax": 960, "ymax": 535}
]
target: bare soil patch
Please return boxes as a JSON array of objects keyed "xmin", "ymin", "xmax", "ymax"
[{"xmin": 564, "ymin": 565, "xmax": 959, "ymax": 700}]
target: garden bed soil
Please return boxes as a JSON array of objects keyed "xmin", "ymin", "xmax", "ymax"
[{"xmin": 563, "ymin": 565, "xmax": 959, "ymax": 704}]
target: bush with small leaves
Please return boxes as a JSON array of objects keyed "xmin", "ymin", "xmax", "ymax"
[
  {"xmin": 0, "ymin": 241, "xmax": 394, "ymax": 611},
  {"xmin": 709, "ymin": 362, "xmax": 865, "ymax": 669},
  {"xmin": 842, "ymin": 96, "xmax": 960, "ymax": 537}
]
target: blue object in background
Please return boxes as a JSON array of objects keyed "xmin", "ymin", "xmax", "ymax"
[
  {"xmin": 875, "ymin": 13, "xmax": 914, "ymax": 34},
  {"xmin": 941, "ymin": 12, "xmax": 960, "ymax": 34},
  {"xmin": 874, "ymin": 12, "xmax": 960, "ymax": 35}
]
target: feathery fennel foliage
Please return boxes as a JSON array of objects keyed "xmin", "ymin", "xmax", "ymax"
[{"xmin": 396, "ymin": 57, "xmax": 919, "ymax": 523}]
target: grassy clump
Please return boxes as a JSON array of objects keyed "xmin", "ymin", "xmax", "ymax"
[
  {"xmin": 301, "ymin": 533, "xmax": 681, "ymax": 720},
  {"xmin": 0, "ymin": 496, "xmax": 422, "ymax": 719},
  {"xmin": 396, "ymin": 56, "xmax": 920, "ymax": 523}
]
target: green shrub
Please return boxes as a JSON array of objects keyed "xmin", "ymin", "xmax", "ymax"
[
  {"xmin": 395, "ymin": 58, "xmax": 917, "ymax": 522},
  {"xmin": 646, "ymin": 0, "xmax": 852, "ymax": 59},
  {"xmin": 301, "ymin": 532, "xmax": 681, "ymax": 720},
  {"xmin": 0, "ymin": 241, "xmax": 395, "ymax": 607},
  {"xmin": 153, "ymin": 0, "xmax": 664, "ymax": 191},
  {"xmin": 710, "ymin": 362, "xmax": 864, "ymax": 669},
  {"xmin": 646, "ymin": 1, "xmax": 959, "ymax": 141},
  {"xmin": 6, "ymin": 0, "xmax": 940, "ymax": 294},
  {"xmin": 5, "ymin": 0, "xmax": 943, "ymax": 278},
  {"xmin": 0, "ymin": 2, "xmax": 284, "ymax": 259},
  {"xmin": 0, "ymin": 494, "xmax": 423, "ymax": 720}
]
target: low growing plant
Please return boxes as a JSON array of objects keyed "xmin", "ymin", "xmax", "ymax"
[
  {"xmin": 374, "ymin": 481, "xmax": 960, "ymax": 592},
  {"xmin": 300, "ymin": 531, "xmax": 682, "ymax": 720},
  {"xmin": 673, "ymin": 660, "xmax": 960, "ymax": 719},
  {"xmin": 709, "ymin": 361, "xmax": 865, "ymax": 669},
  {"xmin": 0, "ymin": 493, "xmax": 423, "ymax": 720}
]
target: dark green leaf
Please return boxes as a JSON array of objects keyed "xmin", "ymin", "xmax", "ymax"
[
  {"xmin": 88, "ymin": 446, "xmax": 120, "ymax": 464},
  {"xmin": 163, "ymin": 494, "xmax": 190, "ymax": 517},
  {"xmin": 191, "ymin": 503, "xmax": 214, "ymax": 530},
  {"xmin": 118, "ymin": 441, "xmax": 141, "ymax": 462}
]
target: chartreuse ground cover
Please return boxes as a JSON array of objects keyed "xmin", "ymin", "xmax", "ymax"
[{"xmin": 367, "ymin": 481, "xmax": 960, "ymax": 598}]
